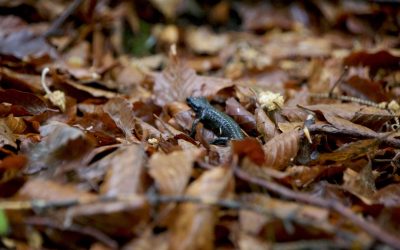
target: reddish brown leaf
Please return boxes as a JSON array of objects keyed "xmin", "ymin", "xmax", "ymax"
[
  {"xmin": 225, "ymin": 97, "xmax": 256, "ymax": 134},
  {"xmin": 341, "ymin": 75, "xmax": 388, "ymax": 103},
  {"xmin": 232, "ymin": 138, "xmax": 265, "ymax": 165},
  {"xmin": 152, "ymin": 54, "xmax": 232, "ymax": 106},
  {"xmin": 255, "ymin": 107, "xmax": 279, "ymax": 141},
  {"xmin": 306, "ymin": 103, "xmax": 393, "ymax": 131},
  {"xmin": 0, "ymin": 89, "xmax": 51, "ymax": 115},
  {"xmin": 323, "ymin": 113, "xmax": 377, "ymax": 138},
  {"xmin": 315, "ymin": 139, "xmax": 379, "ymax": 164},
  {"xmin": 343, "ymin": 50, "xmax": 400, "ymax": 73},
  {"xmin": 263, "ymin": 129, "xmax": 301, "ymax": 170},
  {"xmin": 103, "ymin": 98, "xmax": 136, "ymax": 141},
  {"xmin": 343, "ymin": 163, "xmax": 376, "ymax": 205}
]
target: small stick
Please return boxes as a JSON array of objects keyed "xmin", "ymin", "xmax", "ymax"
[
  {"xmin": 43, "ymin": 0, "xmax": 85, "ymax": 38},
  {"xmin": 234, "ymin": 167, "xmax": 400, "ymax": 249}
]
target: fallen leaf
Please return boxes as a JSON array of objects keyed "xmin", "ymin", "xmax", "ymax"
[
  {"xmin": 17, "ymin": 178, "xmax": 96, "ymax": 201},
  {"xmin": 148, "ymin": 148, "xmax": 204, "ymax": 195},
  {"xmin": 0, "ymin": 30, "xmax": 57, "ymax": 64},
  {"xmin": 343, "ymin": 162, "xmax": 376, "ymax": 205},
  {"xmin": 232, "ymin": 138, "xmax": 265, "ymax": 165},
  {"xmin": 23, "ymin": 121, "xmax": 95, "ymax": 174},
  {"xmin": 152, "ymin": 53, "xmax": 232, "ymax": 106},
  {"xmin": 255, "ymin": 107, "xmax": 279, "ymax": 141},
  {"xmin": 0, "ymin": 89, "xmax": 51, "ymax": 115},
  {"xmin": 0, "ymin": 119, "xmax": 17, "ymax": 149},
  {"xmin": 344, "ymin": 50, "xmax": 400, "ymax": 74},
  {"xmin": 100, "ymin": 145, "xmax": 147, "ymax": 196},
  {"xmin": 263, "ymin": 129, "xmax": 301, "ymax": 170},
  {"xmin": 225, "ymin": 97, "xmax": 257, "ymax": 134},
  {"xmin": 170, "ymin": 166, "xmax": 233, "ymax": 250},
  {"xmin": 103, "ymin": 98, "xmax": 136, "ymax": 142}
]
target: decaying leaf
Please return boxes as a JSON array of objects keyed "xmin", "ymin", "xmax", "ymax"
[
  {"xmin": 23, "ymin": 121, "xmax": 95, "ymax": 174},
  {"xmin": 263, "ymin": 129, "xmax": 301, "ymax": 170},
  {"xmin": 0, "ymin": 89, "xmax": 51, "ymax": 115},
  {"xmin": 170, "ymin": 166, "xmax": 233, "ymax": 250},
  {"xmin": 152, "ymin": 52, "xmax": 232, "ymax": 106},
  {"xmin": 148, "ymin": 148, "xmax": 204, "ymax": 195},
  {"xmin": 17, "ymin": 178, "xmax": 96, "ymax": 201},
  {"xmin": 0, "ymin": 120, "xmax": 17, "ymax": 149},
  {"xmin": 343, "ymin": 162, "xmax": 377, "ymax": 205},
  {"xmin": 100, "ymin": 144, "xmax": 147, "ymax": 196},
  {"xmin": 103, "ymin": 98, "xmax": 136, "ymax": 141},
  {"xmin": 225, "ymin": 97, "xmax": 257, "ymax": 134}
]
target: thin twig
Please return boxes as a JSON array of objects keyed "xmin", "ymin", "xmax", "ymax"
[
  {"xmin": 43, "ymin": 0, "xmax": 85, "ymax": 38},
  {"xmin": 234, "ymin": 167, "xmax": 400, "ymax": 249}
]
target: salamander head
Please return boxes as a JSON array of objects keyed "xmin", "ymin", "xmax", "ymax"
[{"xmin": 186, "ymin": 96, "xmax": 210, "ymax": 113}]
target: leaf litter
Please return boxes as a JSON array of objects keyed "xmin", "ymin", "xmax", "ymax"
[{"xmin": 1, "ymin": 1, "xmax": 400, "ymax": 249}]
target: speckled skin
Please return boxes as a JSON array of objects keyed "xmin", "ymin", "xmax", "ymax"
[{"xmin": 186, "ymin": 97, "xmax": 244, "ymax": 144}]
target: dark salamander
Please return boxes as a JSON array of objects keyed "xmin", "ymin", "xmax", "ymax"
[{"xmin": 186, "ymin": 97, "xmax": 244, "ymax": 144}]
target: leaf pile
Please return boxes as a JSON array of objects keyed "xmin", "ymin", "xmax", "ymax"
[{"xmin": 0, "ymin": 1, "xmax": 400, "ymax": 249}]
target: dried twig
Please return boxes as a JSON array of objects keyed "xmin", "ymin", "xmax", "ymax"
[
  {"xmin": 234, "ymin": 167, "xmax": 400, "ymax": 249},
  {"xmin": 43, "ymin": 0, "xmax": 85, "ymax": 38}
]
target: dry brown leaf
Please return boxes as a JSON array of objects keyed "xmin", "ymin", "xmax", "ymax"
[
  {"xmin": 306, "ymin": 103, "xmax": 393, "ymax": 130},
  {"xmin": 152, "ymin": 53, "xmax": 232, "ymax": 106},
  {"xmin": 0, "ymin": 89, "xmax": 51, "ymax": 115},
  {"xmin": 323, "ymin": 113, "xmax": 377, "ymax": 138},
  {"xmin": 343, "ymin": 163, "xmax": 376, "ymax": 205},
  {"xmin": 225, "ymin": 97, "xmax": 257, "ymax": 134},
  {"xmin": 232, "ymin": 138, "xmax": 265, "ymax": 165},
  {"xmin": 0, "ymin": 120, "xmax": 17, "ymax": 148},
  {"xmin": 103, "ymin": 97, "xmax": 137, "ymax": 142},
  {"xmin": 185, "ymin": 27, "xmax": 229, "ymax": 55},
  {"xmin": 236, "ymin": 232, "xmax": 271, "ymax": 250},
  {"xmin": 17, "ymin": 178, "xmax": 96, "ymax": 201},
  {"xmin": 122, "ymin": 230, "xmax": 168, "ymax": 250},
  {"xmin": 100, "ymin": 145, "xmax": 147, "ymax": 196},
  {"xmin": 170, "ymin": 166, "xmax": 233, "ymax": 250},
  {"xmin": 148, "ymin": 148, "xmax": 204, "ymax": 195},
  {"xmin": 263, "ymin": 129, "xmax": 301, "ymax": 170},
  {"xmin": 315, "ymin": 139, "xmax": 379, "ymax": 164},
  {"xmin": 67, "ymin": 196, "xmax": 149, "ymax": 238},
  {"xmin": 255, "ymin": 107, "xmax": 279, "ymax": 141},
  {"xmin": 372, "ymin": 184, "xmax": 400, "ymax": 207},
  {"xmin": 4, "ymin": 115, "xmax": 27, "ymax": 134},
  {"xmin": 23, "ymin": 121, "xmax": 95, "ymax": 174}
]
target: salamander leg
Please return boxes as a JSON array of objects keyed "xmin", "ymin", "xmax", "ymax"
[
  {"xmin": 210, "ymin": 137, "xmax": 229, "ymax": 145},
  {"xmin": 190, "ymin": 117, "xmax": 201, "ymax": 137}
]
